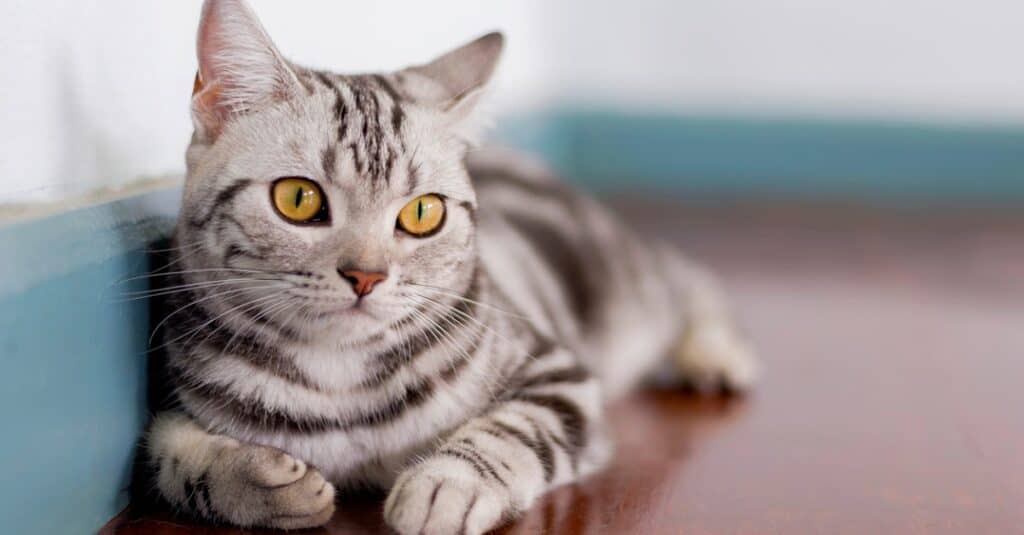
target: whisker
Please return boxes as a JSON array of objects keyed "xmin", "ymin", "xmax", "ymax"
[
  {"xmin": 147, "ymin": 282, "xmax": 288, "ymax": 346},
  {"xmin": 116, "ymin": 267, "xmax": 300, "ymax": 284},
  {"xmin": 118, "ymin": 277, "xmax": 291, "ymax": 301},
  {"xmin": 211, "ymin": 293, "xmax": 295, "ymax": 358},
  {"xmin": 406, "ymin": 282, "xmax": 529, "ymax": 321},
  {"xmin": 146, "ymin": 241, "xmax": 207, "ymax": 274},
  {"xmin": 410, "ymin": 292, "xmax": 524, "ymax": 354},
  {"xmin": 402, "ymin": 303, "xmax": 487, "ymax": 405},
  {"xmin": 158, "ymin": 291, "xmax": 286, "ymax": 353},
  {"xmin": 144, "ymin": 240, "xmax": 206, "ymax": 255},
  {"xmin": 407, "ymin": 295, "xmax": 502, "ymax": 402}
]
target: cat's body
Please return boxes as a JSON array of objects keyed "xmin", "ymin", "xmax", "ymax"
[{"xmin": 135, "ymin": 1, "xmax": 757, "ymax": 533}]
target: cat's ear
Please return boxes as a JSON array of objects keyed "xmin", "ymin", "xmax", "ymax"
[
  {"xmin": 192, "ymin": 0, "xmax": 303, "ymax": 139},
  {"xmin": 401, "ymin": 32, "xmax": 505, "ymax": 143}
]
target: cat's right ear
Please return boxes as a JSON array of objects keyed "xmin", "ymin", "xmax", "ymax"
[{"xmin": 192, "ymin": 0, "xmax": 302, "ymax": 140}]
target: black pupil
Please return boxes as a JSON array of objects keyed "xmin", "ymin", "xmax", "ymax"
[
  {"xmin": 417, "ymin": 200, "xmax": 423, "ymax": 220},
  {"xmin": 294, "ymin": 186, "xmax": 304, "ymax": 209}
]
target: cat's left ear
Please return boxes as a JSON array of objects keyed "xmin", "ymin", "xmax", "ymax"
[
  {"xmin": 400, "ymin": 32, "xmax": 505, "ymax": 143},
  {"xmin": 192, "ymin": 0, "xmax": 304, "ymax": 140}
]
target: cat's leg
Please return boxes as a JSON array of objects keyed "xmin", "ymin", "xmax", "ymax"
[
  {"xmin": 145, "ymin": 411, "xmax": 335, "ymax": 529},
  {"xmin": 384, "ymin": 347, "xmax": 607, "ymax": 535},
  {"xmin": 669, "ymin": 251, "xmax": 759, "ymax": 392}
]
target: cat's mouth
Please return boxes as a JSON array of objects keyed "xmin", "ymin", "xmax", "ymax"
[{"xmin": 309, "ymin": 301, "xmax": 381, "ymax": 320}]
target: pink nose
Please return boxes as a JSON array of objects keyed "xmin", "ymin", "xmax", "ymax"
[{"xmin": 339, "ymin": 270, "xmax": 387, "ymax": 297}]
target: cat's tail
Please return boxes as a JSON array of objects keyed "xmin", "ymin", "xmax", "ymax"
[{"xmin": 656, "ymin": 243, "xmax": 760, "ymax": 394}]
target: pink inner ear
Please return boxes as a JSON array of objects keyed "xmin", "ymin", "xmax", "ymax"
[{"xmin": 191, "ymin": 66, "xmax": 227, "ymax": 138}]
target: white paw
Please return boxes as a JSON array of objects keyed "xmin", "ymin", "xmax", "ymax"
[
  {"xmin": 210, "ymin": 444, "xmax": 336, "ymax": 529},
  {"xmin": 385, "ymin": 459, "xmax": 509, "ymax": 535},
  {"xmin": 675, "ymin": 320, "xmax": 759, "ymax": 393}
]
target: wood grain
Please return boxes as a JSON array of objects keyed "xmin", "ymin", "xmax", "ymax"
[{"xmin": 103, "ymin": 202, "xmax": 1024, "ymax": 534}]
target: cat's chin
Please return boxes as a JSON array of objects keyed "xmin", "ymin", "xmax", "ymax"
[{"xmin": 297, "ymin": 301, "xmax": 396, "ymax": 338}]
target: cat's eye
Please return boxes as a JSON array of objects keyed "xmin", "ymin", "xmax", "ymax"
[
  {"xmin": 397, "ymin": 194, "xmax": 446, "ymax": 236},
  {"xmin": 271, "ymin": 177, "xmax": 328, "ymax": 224}
]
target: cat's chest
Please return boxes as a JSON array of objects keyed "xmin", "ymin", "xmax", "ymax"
[
  {"xmin": 187, "ymin": 342, "xmax": 492, "ymax": 483},
  {"xmin": 219, "ymin": 371, "xmax": 484, "ymax": 484}
]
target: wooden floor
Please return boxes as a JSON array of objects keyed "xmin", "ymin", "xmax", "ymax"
[{"xmin": 104, "ymin": 202, "xmax": 1024, "ymax": 534}]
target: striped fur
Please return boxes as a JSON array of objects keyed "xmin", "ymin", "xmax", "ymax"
[{"xmin": 135, "ymin": 1, "xmax": 757, "ymax": 533}]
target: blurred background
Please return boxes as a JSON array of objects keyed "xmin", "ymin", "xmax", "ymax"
[{"xmin": 2, "ymin": 0, "xmax": 1023, "ymax": 204}]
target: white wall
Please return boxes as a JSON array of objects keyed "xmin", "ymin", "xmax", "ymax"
[
  {"xmin": 545, "ymin": 0, "xmax": 1024, "ymax": 122},
  {"xmin": 2, "ymin": 0, "xmax": 1023, "ymax": 203},
  {"xmin": 0, "ymin": 0, "xmax": 547, "ymax": 203}
]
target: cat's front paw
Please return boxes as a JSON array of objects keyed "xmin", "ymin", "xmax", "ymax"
[
  {"xmin": 208, "ymin": 442, "xmax": 335, "ymax": 529},
  {"xmin": 385, "ymin": 458, "xmax": 511, "ymax": 535}
]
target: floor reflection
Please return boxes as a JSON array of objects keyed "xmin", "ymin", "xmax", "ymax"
[{"xmin": 498, "ymin": 391, "xmax": 751, "ymax": 534}]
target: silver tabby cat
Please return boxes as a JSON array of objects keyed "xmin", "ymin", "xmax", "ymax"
[{"xmin": 140, "ymin": 1, "xmax": 758, "ymax": 533}]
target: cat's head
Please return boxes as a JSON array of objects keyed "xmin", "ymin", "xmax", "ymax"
[{"xmin": 175, "ymin": 0, "xmax": 502, "ymax": 346}]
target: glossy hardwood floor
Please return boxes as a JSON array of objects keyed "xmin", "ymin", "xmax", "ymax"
[{"xmin": 103, "ymin": 202, "xmax": 1024, "ymax": 534}]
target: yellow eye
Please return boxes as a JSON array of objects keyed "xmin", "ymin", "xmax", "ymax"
[
  {"xmin": 397, "ymin": 194, "xmax": 446, "ymax": 236},
  {"xmin": 272, "ymin": 178, "xmax": 327, "ymax": 223}
]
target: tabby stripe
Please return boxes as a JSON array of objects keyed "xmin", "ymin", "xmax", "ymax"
[
  {"xmin": 361, "ymin": 270, "xmax": 480, "ymax": 388},
  {"xmin": 542, "ymin": 425, "xmax": 577, "ymax": 473},
  {"xmin": 349, "ymin": 142, "xmax": 364, "ymax": 174},
  {"xmin": 183, "ymin": 477, "xmax": 200, "ymax": 515},
  {"xmin": 472, "ymin": 165, "xmax": 570, "ymax": 204},
  {"xmin": 354, "ymin": 76, "xmax": 393, "ymax": 182},
  {"xmin": 171, "ymin": 281, "xmax": 301, "ymax": 351},
  {"xmin": 439, "ymin": 446, "xmax": 506, "ymax": 487},
  {"xmin": 406, "ymin": 160, "xmax": 421, "ymax": 193},
  {"xmin": 314, "ymin": 71, "xmax": 350, "ymax": 144},
  {"xmin": 503, "ymin": 334, "xmax": 559, "ymax": 382},
  {"xmin": 321, "ymin": 144, "xmax": 337, "ymax": 183},
  {"xmin": 371, "ymin": 74, "xmax": 406, "ymax": 136},
  {"xmin": 460, "ymin": 493, "xmax": 479, "ymax": 535},
  {"xmin": 234, "ymin": 294, "xmax": 301, "ymax": 340},
  {"xmin": 192, "ymin": 318, "xmax": 319, "ymax": 391},
  {"xmin": 504, "ymin": 212, "xmax": 601, "ymax": 329},
  {"xmin": 438, "ymin": 326, "xmax": 485, "ymax": 383},
  {"xmin": 195, "ymin": 472, "xmax": 214, "ymax": 518},
  {"xmin": 344, "ymin": 378, "xmax": 435, "ymax": 429},
  {"xmin": 217, "ymin": 214, "xmax": 271, "ymax": 258},
  {"xmin": 383, "ymin": 149, "xmax": 397, "ymax": 184},
  {"xmin": 490, "ymin": 421, "xmax": 555, "ymax": 483},
  {"xmin": 188, "ymin": 179, "xmax": 252, "ymax": 229},
  {"xmin": 518, "ymin": 364, "xmax": 591, "ymax": 390},
  {"xmin": 223, "ymin": 243, "xmax": 263, "ymax": 263},
  {"xmin": 517, "ymin": 394, "xmax": 587, "ymax": 463},
  {"xmin": 424, "ymin": 482, "xmax": 442, "ymax": 530},
  {"xmin": 456, "ymin": 438, "xmax": 506, "ymax": 485},
  {"xmin": 521, "ymin": 415, "xmax": 559, "ymax": 481},
  {"xmin": 179, "ymin": 376, "xmax": 435, "ymax": 434},
  {"xmin": 528, "ymin": 335, "xmax": 557, "ymax": 360}
]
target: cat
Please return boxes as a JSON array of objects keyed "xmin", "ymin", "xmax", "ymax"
[{"xmin": 132, "ymin": 1, "xmax": 758, "ymax": 533}]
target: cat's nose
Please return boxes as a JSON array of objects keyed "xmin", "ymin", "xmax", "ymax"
[{"xmin": 339, "ymin": 269, "xmax": 388, "ymax": 297}]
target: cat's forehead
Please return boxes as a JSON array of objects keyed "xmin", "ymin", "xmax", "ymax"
[{"xmin": 210, "ymin": 71, "xmax": 471, "ymax": 204}]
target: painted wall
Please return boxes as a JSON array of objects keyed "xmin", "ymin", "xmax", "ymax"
[
  {"xmin": 543, "ymin": 0, "xmax": 1024, "ymax": 123},
  {"xmin": 2, "ymin": 0, "xmax": 1022, "ymax": 204},
  {"xmin": 0, "ymin": 0, "xmax": 547, "ymax": 203}
]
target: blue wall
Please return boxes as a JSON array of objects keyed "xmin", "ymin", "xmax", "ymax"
[
  {"xmin": 0, "ymin": 190, "xmax": 178, "ymax": 534},
  {"xmin": 500, "ymin": 111, "xmax": 1024, "ymax": 203}
]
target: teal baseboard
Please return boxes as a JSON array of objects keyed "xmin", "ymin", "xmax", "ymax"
[
  {"xmin": 0, "ymin": 189, "xmax": 179, "ymax": 534},
  {"xmin": 497, "ymin": 110, "xmax": 1024, "ymax": 203}
]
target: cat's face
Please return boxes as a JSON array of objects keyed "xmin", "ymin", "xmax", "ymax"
[{"xmin": 175, "ymin": 0, "xmax": 501, "ymax": 346}]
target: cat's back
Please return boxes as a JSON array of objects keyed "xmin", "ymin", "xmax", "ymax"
[{"xmin": 469, "ymin": 148, "xmax": 687, "ymax": 396}]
